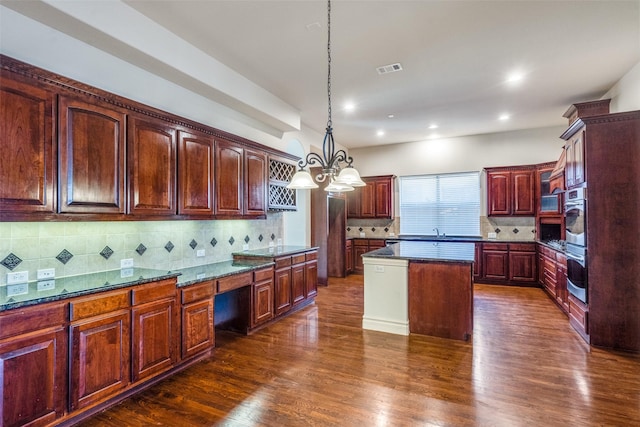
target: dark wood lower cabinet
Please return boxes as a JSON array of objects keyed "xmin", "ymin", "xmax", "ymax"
[
  {"xmin": 275, "ymin": 265, "xmax": 293, "ymax": 316},
  {"xmin": 0, "ymin": 302, "xmax": 67, "ymax": 427},
  {"xmin": 131, "ymin": 280, "xmax": 178, "ymax": 382},
  {"xmin": 252, "ymin": 268, "xmax": 275, "ymax": 328},
  {"xmin": 180, "ymin": 281, "xmax": 215, "ymax": 360},
  {"xmin": 291, "ymin": 254, "xmax": 306, "ymax": 306},
  {"xmin": 476, "ymin": 242, "xmax": 537, "ymax": 285},
  {"xmin": 352, "ymin": 239, "xmax": 386, "ymax": 274}
]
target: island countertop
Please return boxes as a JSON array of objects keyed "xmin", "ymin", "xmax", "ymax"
[{"xmin": 362, "ymin": 241, "xmax": 475, "ymax": 263}]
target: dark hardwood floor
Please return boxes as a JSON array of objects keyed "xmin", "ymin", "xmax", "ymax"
[{"xmin": 78, "ymin": 275, "xmax": 640, "ymax": 426}]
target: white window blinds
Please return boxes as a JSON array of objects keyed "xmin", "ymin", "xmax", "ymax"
[{"xmin": 399, "ymin": 172, "xmax": 480, "ymax": 236}]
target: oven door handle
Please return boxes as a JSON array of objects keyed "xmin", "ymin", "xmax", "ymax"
[{"xmin": 566, "ymin": 251, "xmax": 586, "ymax": 263}]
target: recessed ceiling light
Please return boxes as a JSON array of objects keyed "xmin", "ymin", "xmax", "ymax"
[
  {"xmin": 506, "ymin": 71, "xmax": 524, "ymax": 85},
  {"xmin": 499, "ymin": 114, "xmax": 510, "ymax": 121},
  {"xmin": 387, "ymin": 114, "xmax": 395, "ymax": 119},
  {"xmin": 343, "ymin": 102, "xmax": 355, "ymax": 112},
  {"xmin": 377, "ymin": 130, "xmax": 385, "ymax": 137},
  {"xmin": 428, "ymin": 124, "xmax": 438, "ymax": 130}
]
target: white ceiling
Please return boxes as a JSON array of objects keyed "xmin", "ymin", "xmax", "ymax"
[{"xmin": 6, "ymin": 1, "xmax": 640, "ymax": 149}]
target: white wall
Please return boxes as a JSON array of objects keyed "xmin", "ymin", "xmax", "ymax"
[{"xmin": 604, "ymin": 60, "xmax": 640, "ymax": 113}]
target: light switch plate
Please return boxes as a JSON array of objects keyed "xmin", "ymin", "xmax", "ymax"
[
  {"xmin": 120, "ymin": 258, "xmax": 134, "ymax": 269},
  {"xmin": 37, "ymin": 279, "xmax": 56, "ymax": 291},
  {"xmin": 120, "ymin": 268, "xmax": 133, "ymax": 278},
  {"xmin": 37, "ymin": 268, "xmax": 55, "ymax": 280},
  {"xmin": 243, "ymin": 244, "xmax": 249, "ymax": 251},
  {"xmin": 488, "ymin": 232, "xmax": 497, "ymax": 239},
  {"xmin": 374, "ymin": 265, "xmax": 385, "ymax": 273},
  {"xmin": 7, "ymin": 283, "xmax": 29, "ymax": 296},
  {"xmin": 196, "ymin": 249, "xmax": 205, "ymax": 257}
]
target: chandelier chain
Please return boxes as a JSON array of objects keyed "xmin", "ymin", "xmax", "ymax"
[{"xmin": 327, "ymin": 0, "xmax": 332, "ymax": 129}]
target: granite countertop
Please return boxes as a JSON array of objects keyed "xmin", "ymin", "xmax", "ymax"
[
  {"xmin": 0, "ymin": 259, "xmax": 277, "ymax": 312},
  {"xmin": 173, "ymin": 259, "xmax": 273, "ymax": 287},
  {"xmin": 0, "ymin": 267, "xmax": 179, "ymax": 312},
  {"xmin": 363, "ymin": 241, "xmax": 476, "ymax": 263},
  {"xmin": 232, "ymin": 245, "xmax": 319, "ymax": 258}
]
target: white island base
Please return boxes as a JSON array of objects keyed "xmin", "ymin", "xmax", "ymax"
[{"xmin": 362, "ymin": 257, "xmax": 410, "ymax": 335}]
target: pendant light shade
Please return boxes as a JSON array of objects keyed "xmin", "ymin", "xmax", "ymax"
[
  {"xmin": 324, "ymin": 179, "xmax": 354, "ymax": 192},
  {"xmin": 335, "ymin": 167, "xmax": 366, "ymax": 187},
  {"xmin": 287, "ymin": 170, "xmax": 319, "ymax": 189}
]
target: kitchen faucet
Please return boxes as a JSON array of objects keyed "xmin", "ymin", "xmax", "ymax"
[{"xmin": 433, "ymin": 228, "xmax": 440, "ymax": 237}]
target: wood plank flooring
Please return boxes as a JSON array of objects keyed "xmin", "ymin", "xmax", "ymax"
[{"xmin": 78, "ymin": 276, "xmax": 640, "ymax": 426}]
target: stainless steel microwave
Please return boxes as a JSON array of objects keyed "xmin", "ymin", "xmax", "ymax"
[{"xmin": 565, "ymin": 187, "xmax": 586, "ymax": 247}]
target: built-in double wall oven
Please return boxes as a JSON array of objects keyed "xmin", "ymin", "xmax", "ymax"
[{"xmin": 565, "ymin": 187, "xmax": 588, "ymax": 303}]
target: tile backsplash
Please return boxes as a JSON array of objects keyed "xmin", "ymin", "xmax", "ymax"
[
  {"xmin": 347, "ymin": 216, "xmax": 535, "ymax": 241},
  {"xmin": 0, "ymin": 214, "xmax": 283, "ymax": 286}
]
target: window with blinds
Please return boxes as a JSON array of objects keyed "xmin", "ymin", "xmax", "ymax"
[{"xmin": 399, "ymin": 172, "xmax": 480, "ymax": 236}]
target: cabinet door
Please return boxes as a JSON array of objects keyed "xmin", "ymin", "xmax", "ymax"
[
  {"xmin": 0, "ymin": 73, "xmax": 56, "ymax": 214},
  {"xmin": 274, "ymin": 267, "xmax": 292, "ymax": 316},
  {"xmin": 537, "ymin": 167, "xmax": 561, "ymax": 215},
  {"xmin": 58, "ymin": 95, "xmax": 127, "ymax": 214},
  {"xmin": 512, "ymin": 170, "xmax": 535, "ymax": 215},
  {"xmin": 565, "ymin": 142, "xmax": 575, "ymax": 188},
  {"xmin": 177, "ymin": 130, "xmax": 215, "ymax": 216},
  {"xmin": 473, "ymin": 243, "xmax": 482, "ymax": 281},
  {"xmin": 346, "ymin": 187, "xmax": 361, "ymax": 218},
  {"xmin": 345, "ymin": 242, "xmax": 354, "ymax": 273},
  {"xmin": 487, "ymin": 171, "xmax": 510, "ymax": 215},
  {"xmin": 374, "ymin": 178, "xmax": 393, "ymax": 218},
  {"xmin": 252, "ymin": 279, "xmax": 274, "ymax": 327},
  {"xmin": 508, "ymin": 251, "xmax": 537, "ymax": 282},
  {"xmin": 360, "ymin": 181, "xmax": 376, "ymax": 218},
  {"xmin": 128, "ymin": 116, "xmax": 177, "ymax": 215},
  {"xmin": 69, "ymin": 310, "xmax": 130, "ymax": 411},
  {"xmin": 181, "ymin": 298, "xmax": 214, "ymax": 360},
  {"xmin": 244, "ymin": 148, "xmax": 268, "ymax": 217},
  {"xmin": 291, "ymin": 262, "xmax": 306, "ymax": 306},
  {"xmin": 0, "ymin": 327, "xmax": 67, "ymax": 427},
  {"xmin": 353, "ymin": 243, "xmax": 369, "ymax": 274},
  {"xmin": 482, "ymin": 249, "xmax": 508, "ymax": 281},
  {"xmin": 305, "ymin": 259, "xmax": 318, "ymax": 299},
  {"xmin": 131, "ymin": 298, "xmax": 177, "ymax": 382},
  {"xmin": 215, "ymin": 139, "xmax": 243, "ymax": 216}
]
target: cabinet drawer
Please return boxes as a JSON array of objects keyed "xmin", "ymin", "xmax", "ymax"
[
  {"xmin": 569, "ymin": 294, "xmax": 589, "ymax": 333},
  {"xmin": 0, "ymin": 301, "xmax": 67, "ymax": 339},
  {"xmin": 369, "ymin": 239, "xmax": 386, "ymax": 249},
  {"xmin": 181, "ymin": 281, "xmax": 215, "ymax": 304},
  {"xmin": 132, "ymin": 279, "xmax": 177, "ymax": 305},
  {"xmin": 543, "ymin": 258, "xmax": 557, "ymax": 276},
  {"xmin": 254, "ymin": 268, "xmax": 273, "ymax": 282},
  {"xmin": 70, "ymin": 289, "xmax": 130, "ymax": 321},
  {"xmin": 292, "ymin": 254, "xmax": 306, "ymax": 265},
  {"xmin": 509, "ymin": 243, "xmax": 535, "ymax": 252},
  {"xmin": 217, "ymin": 272, "xmax": 253, "ymax": 293},
  {"xmin": 275, "ymin": 256, "xmax": 292, "ymax": 269},
  {"xmin": 483, "ymin": 242, "xmax": 508, "ymax": 251},
  {"xmin": 353, "ymin": 239, "xmax": 369, "ymax": 247},
  {"xmin": 305, "ymin": 251, "xmax": 318, "ymax": 261}
]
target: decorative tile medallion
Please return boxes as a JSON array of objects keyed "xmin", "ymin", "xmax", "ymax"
[
  {"xmin": 384, "ymin": 227, "xmax": 389, "ymax": 232},
  {"xmin": 210, "ymin": 237, "xmax": 218, "ymax": 247},
  {"xmin": 56, "ymin": 249, "xmax": 74, "ymax": 265},
  {"xmin": 244, "ymin": 235, "xmax": 250, "ymax": 243},
  {"xmin": 513, "ymin": 228, "xmax": 520, "ymax": 234},
  {"xmin": 495, "ymin": 228, "xmax": 501, "ymax": 234},
  {"xmin": 1, "ymin": 253, "xmax": 22, "ymax": 270},
  {"xmin": 358, "ymin": 227, "xmax": 363, "ymax": 232},
  {"xmin": 271, "ymin": 233, "xmax": 276, "ymax": 241},
  {"xmin": 371, "ymin": 227, "xmax": 376, "ymax": 232},
  {"xmin": 258, "ymin": 234, "xmax": 264, "ymax": 242},
  {"xmin": 229, "ymin": 236, "xmax": 235, "ymax": 245},
  {"xmin": 164, "ymin": 241, "xmax": 175, "ymax": 252},
  {"xmin": 189, "ymin": 239, "xmax": 198, "ymax": 250},
  {"xmin": 347, "ymin": 227, "xmax": 351, "ymax": 232},
  {"xmin": 100, "ymin": 246, "xmax": 114, "ymax": 260},
  {"xmin": 135, "ymin": 244, "xmax": 147, "ymax": 256}
]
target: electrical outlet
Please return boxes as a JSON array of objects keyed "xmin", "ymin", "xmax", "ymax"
[
  {"xmin": 374, "ymin": 265, "xmax": 385, "ymax": 273},
  {"xmin": 243, "ymin": 244, "xmax": 249, "ymax": 251},
  {"xmin": 37, "ymin": 268, "xmax": 55, "ymax": 280},
  {"xmin": 6, "ymin": 283, "xmax": 28, "ymax": 296},
  {"xmin": 7, "ymin": 270, "xmax": 29, "ymax": 285},
  {"xmin": 196, "ymin": 249, "xmax": 205, "ymax": 257},
  {"xmin": 37, "ymin": 279, "xmax": 56, "ymax": 291},
  {"xmin": 120, "ymin": 258, "xmax": 134, "ymax": 269},
  {"xmin": 120, "ymin": 268, "xmax": 133, "ymax": 278}
]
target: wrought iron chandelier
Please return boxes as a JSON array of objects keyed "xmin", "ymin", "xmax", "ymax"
[{"xmin": 287, "ymin": 0, "xmax": 365, "ymax": 192}]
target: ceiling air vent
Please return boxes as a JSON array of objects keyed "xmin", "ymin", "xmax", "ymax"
[{"xmin": 376, "ymin": 63, "xmax": 403, "ymax": 75}]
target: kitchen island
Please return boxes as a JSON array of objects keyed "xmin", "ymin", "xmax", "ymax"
[{"xmin": 362, "ymin": 241, "xmax": 475, "ymax": 341}]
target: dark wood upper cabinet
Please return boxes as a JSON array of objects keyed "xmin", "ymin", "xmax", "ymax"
[
  {"xmin": 58, "ymin": 95, "xmax": 127, "ymax": 214},
  {"xmin": 177, "ymin": 130, "xmax": 215, "ymax": 216},
  {"xmin": 244, "ymin": 148, "xmax": 268, "ymax": 217},
  {"xmin": 128, "ymin": 116, "xmax": 177, "ymax": 216},
  {"xmin": 486, "ymin": 167, "xmax": 535, "ymax": 216},
  {"xmin": 347, "ymin": 175, "xmax": 395, "ymax": 219},
  {"xmin": 215, "ymin": 139, "xmax": 243, "ymax": 216},
  {"xmin": 0, "ymin": 72, "xmax": 56, "ymax": 215}
]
